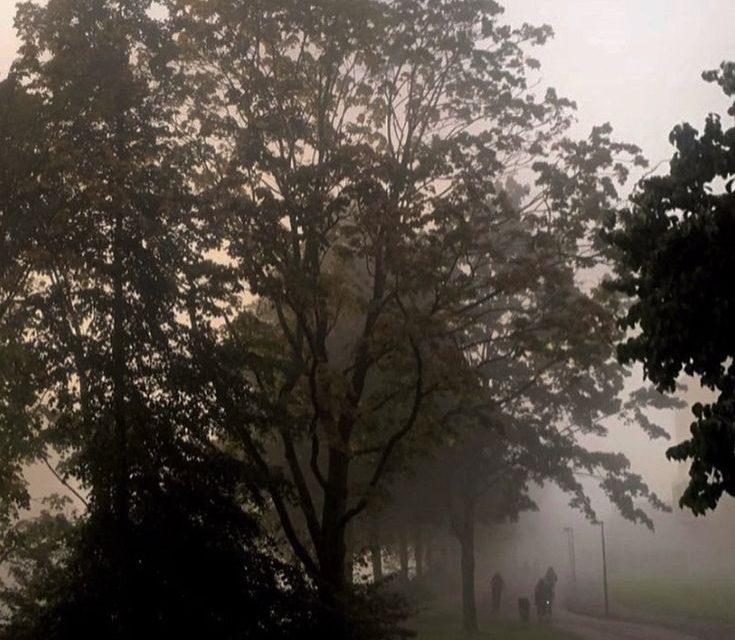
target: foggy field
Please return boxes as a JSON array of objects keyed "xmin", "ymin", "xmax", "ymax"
[
  {"xmin": 412, "ymin": 609, "xmax": 579, "ymax": 640},
  {"xmin": 612, "ymin": 579, "xmax": 735, "ymax": 624}
]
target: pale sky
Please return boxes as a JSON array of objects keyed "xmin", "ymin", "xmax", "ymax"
[
  {"xmin": 1, "ymin": 1, "xmax": 732, "ymax": 500},
  {"xmin": 503, "ymin": 0, "xmax": 735, "ymax": 168},
  {"xmin": 2, "ymin": 0, "xmax": 733, "ymax": 163}
]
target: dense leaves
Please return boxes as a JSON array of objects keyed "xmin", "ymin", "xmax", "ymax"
[
  {"xmin": 166, "ymin": 0, "xmax": 664, "ymax": 610},
  {"xmin": 0, "ymin": 0, "xmax": 316, "ymax": 635},
  {"xmin": 0, "ymin": 0, "xmax": 680, "ymax": 637},
  {"xmin": 608, "ymin": 61, "xmax": 735, "ymax": 514}
]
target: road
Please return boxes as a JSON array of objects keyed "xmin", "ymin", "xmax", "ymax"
[{"xmin": 553, "ymin": 609, "xmax": 703, "ymax": 640}]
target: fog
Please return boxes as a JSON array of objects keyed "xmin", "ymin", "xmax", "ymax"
[
  {"xmin": 0, "ymin": 0, "xmax": 735, "ymax": 640},
  {"xmin": 4, "ymin": 0, "xmax": 733, "ymax": 505}
]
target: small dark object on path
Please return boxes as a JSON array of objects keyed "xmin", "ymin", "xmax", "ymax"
[{"xmin": 518, "ymin": 597, "xmax": 530, "ymax": 623}]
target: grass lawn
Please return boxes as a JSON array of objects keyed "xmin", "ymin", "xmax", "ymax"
[
  {"xmin": 410, "ymin": 609, "xmax": 579, "ymax": 640},
  {"xmin": 612, "ymin": 578, "xmax": 735, "ymax": 624}
]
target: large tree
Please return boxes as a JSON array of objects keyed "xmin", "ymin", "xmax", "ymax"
[
  {"xmin": 0, "ymin": 1, "xmax": 314, "ymax": 636},
  {"xmin": 170, "ymin": 0, "xmax": 567, "ymax": 611},
  {"xmin": 0, "ymin": 1, "xmax": 684, "ymax": 637},
  {"xmin": 168, "ymin": 0, "xmax": 662, "ymax": 632},
  {"xmin": 607, "ymin": 61, "xmax": 735, "ymax": 515}
]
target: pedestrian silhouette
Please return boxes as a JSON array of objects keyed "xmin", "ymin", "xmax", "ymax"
[{"xmin": 490, "ymin": 572, "xmax": 504, "ymax": 615}]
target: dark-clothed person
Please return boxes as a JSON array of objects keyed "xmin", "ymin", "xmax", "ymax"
[{"xmin": 490, "ymin": 572, "xmax": 504, "ymax": 615}]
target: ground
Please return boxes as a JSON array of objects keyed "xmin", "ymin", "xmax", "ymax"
[
  {"xmin": 611, "ymin": 579, "xmax": 735, "ymax": 625},
  {"xmin": 408, "ymin": 576, "xmax": 735, "ymax": 640},
  {"xmin": 409, "ymin": 590, "xmax": 735, "ymax": 640},
  {"xmin": 564, "ymin": 579, "xmax": 735, "ymax": 640},
  {"xmin": 411, "ymin": 608, "xmax": 580, "ymax": 640},
  {"xmin": 553, "ymin": 608, "xmax": 701, "ymax": 640}
]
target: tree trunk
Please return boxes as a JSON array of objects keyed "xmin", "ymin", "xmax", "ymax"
[
  {"xmin": 371, "ymin": 544, "xmax": 383, "ymax": 582},
  {"xmin": 344, "ymin": 524, "xmax": 354, "ymax": 585},
  {"xmin": 319, "ymin": 446, "xmax": 350, "ymax": 590},
  {"xmin": 111, "ymin": 208, "xmax": 131, "ymax": 632},
  {"xmin": 317, "ymin": 445, "xmax": 351, "ymax": 637},
  {"xmin": 399, "ymin": 527, "xmax": 409, "ymax": 581},
  {"xmin": 111, "ymin": 209, "xmax": 129, "ymax": 528},
  {"xmin": 414, "ymin": 522, "xmax": 423, "ymax": 579},
  {"xmin": 369, "ymin": 518, "xmax": 383, "ymax": 582},
  {"xmin": 459, "ymin": 519, "xmax": 478, "ymax": 634},
  {"xmin": 425, "ymin": 532, "xmax": 433, "ymax": 574},
  {"xmin": 449, "ymin": 459, "xmax": 479, "ymax": 635}
]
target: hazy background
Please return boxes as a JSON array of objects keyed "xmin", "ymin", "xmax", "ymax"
[
  {"xmin": 6, "ymin": 0, "xmax": 732, "ymax": 166},
  {"xmin": 4, "ymin": 0, "xmax": 732, "ymax": 495},
  {"xmin": 1, "ymin": 0, "xmax": 734, "ymax": 607}
]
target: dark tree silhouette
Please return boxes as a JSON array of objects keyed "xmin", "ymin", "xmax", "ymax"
[
  {"xmin": 0, "ymin": 0, "xmax": 322, "ymax": 636},
  {"xmin": 607, "ymin": 61, "xmax": 735, "ymax": 515},
  {"xmin": 169, "ymin": 3, "xmax": 658, "ymax": 632}
]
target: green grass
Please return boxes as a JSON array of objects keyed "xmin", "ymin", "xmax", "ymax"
[
  {"xmin": 612, "ymin": 578, "xmax": 735, "ymax": 624},
  {"xmin": 410, "ymin": 609, "xmax": 579, "ymax": 640}
]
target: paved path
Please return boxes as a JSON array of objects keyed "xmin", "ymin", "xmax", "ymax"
[{"xmin": 553, "ymin": 609, "xmax": 704, "ymax": 640}]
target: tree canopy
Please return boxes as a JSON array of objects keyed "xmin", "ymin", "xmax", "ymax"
[
  {"xmin": 607, "ymin": 61, "xmax": 735, "ymax": 515},
  {"xmin": 0, "ymin": 0, "xmax": 318, "ymax": 636},
  {"xmin": 0, "ymin": 0, "xmax": 681, "ymax": 637}
]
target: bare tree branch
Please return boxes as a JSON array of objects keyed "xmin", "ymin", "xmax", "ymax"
[{"xmin": 42, "ymin": 455, "xmax": 89, "ymax": 509}]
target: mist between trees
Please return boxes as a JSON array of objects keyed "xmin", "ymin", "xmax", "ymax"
[{"xmin": 1, "ymin": 1, "xmax": 732, "ymax": 639}]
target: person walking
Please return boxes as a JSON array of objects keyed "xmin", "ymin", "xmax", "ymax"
[{"xmin": 490, "ymin": 572, "xmax": 504, "ymax": 616}]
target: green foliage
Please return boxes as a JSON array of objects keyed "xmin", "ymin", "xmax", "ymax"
[
  {"xmin": 0, "ymin": 72, "xmax": 46, "ymax": 535},
  {"xmin": 336, "ymin": 584, "xmax": 417, "ymax": 640},
  {"xmin": 0, "ymin": 0, "xmax": 321, "ymax": 635},
  {"xmin": 0, "ymin": 482, "xmax": 317, "ymax": 640},
  {"xmin": 0, "ymin": 0, "xmax": 683, "ymax": 637},
  {"xmin": 607, "ymin": 61, "xmax": 735, "ymax": 515},
  {"xmin": 167, "ymin": 1, "xmax": 667, "ymax": 605},
  {"xmin": 0, "ymin": 498, "xmax": 77, "ymax": 634},
  {"xmin": 166, "ymin": 0, "xmax": 595, "ymax": 605}
]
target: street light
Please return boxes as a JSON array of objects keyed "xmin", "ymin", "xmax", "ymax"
[
  {"xmin": 562, "ymin": 527, "xmax": 576, "ymax": 587},
  {"xmin": 592, "ymin": 520, "xmax": 609, "ymax": 617}
]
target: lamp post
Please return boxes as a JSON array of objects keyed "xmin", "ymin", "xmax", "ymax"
[
  {"xmin": 562, "ymin": 527, "xmax": 576, "ymax": 587},
  {"xmin": 592, "ymin": 521, "xmax": 609, "ymax": 617}
]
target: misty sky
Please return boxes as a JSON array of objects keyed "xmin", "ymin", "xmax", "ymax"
[
  {"xmin": 2, "ymin": 1, "xmax": 734, "ymax": 165},
  {"xmin": 1, "ymin": 1, "xmax": 733, "ymax": 500},
  {"xmin": 504, "ymin": 0, "xmax": 734, "ymax": 168}
]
